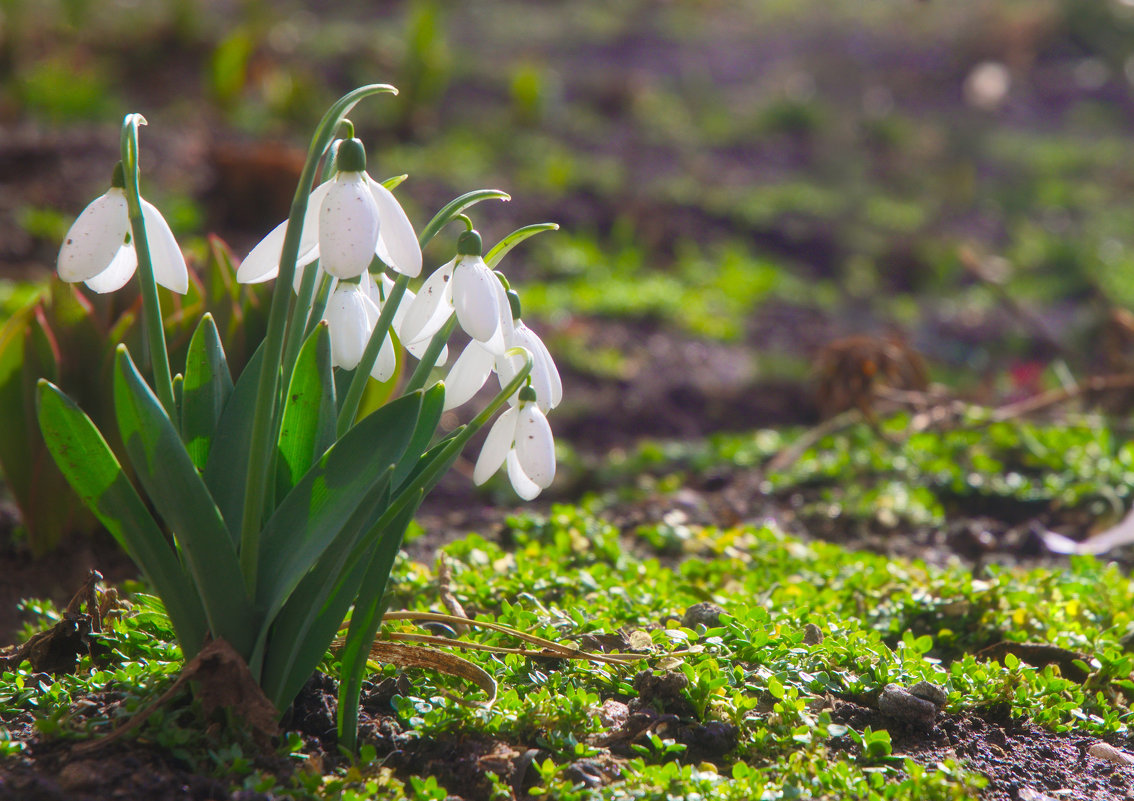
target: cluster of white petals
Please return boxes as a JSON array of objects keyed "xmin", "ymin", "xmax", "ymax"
[
  {"xmin": 57, "ymin": 187, "xmax": 188, "ymax": 295},
  {"xmin": 473, "ymin": 397, "xmax": 556, "ymax": 501}
]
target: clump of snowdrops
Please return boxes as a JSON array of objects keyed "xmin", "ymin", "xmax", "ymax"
[{"xmin": 37, "ymin": 84, "xmax": 561, "ymax": 748}]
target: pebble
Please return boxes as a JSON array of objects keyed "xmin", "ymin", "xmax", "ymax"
[
  {"xmin": 1087, "ymin": 741, "xmax": 1134, "ymax": 766},
  {"xmin": 682, "ymin": 602, "xmax": 725, "ymax": 629},
  {"xmin": 802, "ymin": 623, "xmax": 824, "ymax": 645},
  {"xmin": 878, "ymin": 683, "xmax": 937, "ymax": 725},
  {"xmin": 598, "ymin": 699, "xmax": 629, "ymax": 729},
  {"xmin": 908, "ymin": 681, "xmax": 947, "ymax": 707}
]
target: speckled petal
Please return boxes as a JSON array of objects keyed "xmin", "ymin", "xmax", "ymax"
[
  {"xmin": 452, "ymin": 257, "xmax": 501, "ymax": 342},
  {"xmin": 57, "ymin": 190, "xmax": 130, "ymax": 283},
  {"xmin": 443, "ymin": 340, "xmax": 496, "ymax": 411},
  {"xmin": 320, "ymin": 173, "xmax": 381, "ymax": 279},
  {"xmin": 324, "ymin": 284, "xmax": 373, "ymax": 370},
  {"xmin": 506, "ymin": 450, "xmax": 542, "ymax": 500},
  {"xmin": 473, "ymin": 405, "xmax": 519, "ymax": 486},
  {"xmin": 84, "ymin": 245, "xmax": 137, "ymax": 294},
  {"xmin": 368, "ymin": 177, "xmax": 422, "ymax": 277},
  {"xmin": 236, "ymin": 182, "xmax": 329, "ymax": 283},
  {"xmin": 141, "ymin": 200, "xmax": 188, "ymax": 294},
  {"xmin": 400, "ymin": 259, "xmax": 455, "ymax": 344},
  {"xmin": 514, "ymin": 403, "xmax": 555, "ymax": 490}
]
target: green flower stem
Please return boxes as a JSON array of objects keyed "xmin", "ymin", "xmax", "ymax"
[
  {"xmin": 282, "ymin": 258, "xmax": 321, "ymax": 385},
  {"xmin": 402, "ymin": 315, "xmax": 456, "ymax": 395},
  {"xmin": 240, "ymin": 85, "xmax": 396, "ymax": 595},
  {"xmin": 119, "ymin": 115, "xmax": 175, "ymax": 418},
  {"xmin": 304, "ymin": 271, "xmax": 336, "ymax": 340},
  {"xmin": 484, "ymin": 222, "xmax": 559, "ymax": 268},
  {"xmin": 336, "ymin": 272, "xmax": 410, "ymax": 436},
  {"xmin": 418, "ymin": 189, "xmax": 510, "ymax": 248}
]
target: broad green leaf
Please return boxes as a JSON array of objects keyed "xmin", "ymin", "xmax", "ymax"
[
  {"xmin": 260, "ymin": 477, "xmax": 394, "ymax": 709},
  {"xmin": 181, "ymin": 314, "xmax": 233, "ymax": 471},
  {"xmin": 113, "ymin": 345, "xmax": 254, "ymax": 653},
  {"xmin": 393, "ymin": 381, "xmax": 445, "ymax": 489},
  {"xmin": 275, "ymin": 323, "xmax": 335, "ymax": 498},
  {"xmin": 36, "ymin": 380, "xmax": 207, "ymax": 655},
  {"xmin": 255, "ymin": 390, "xmax": 423, "ymax": 628},
  {"xmin": 337, "ymin": 491, "xmax": 423, "ymax": 749},
  {"xmin": 204, "ymin": 341, "xmax": 265, "ymax": 536}
]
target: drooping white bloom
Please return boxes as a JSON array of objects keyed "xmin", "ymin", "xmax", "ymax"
[
  {"xmin": 323, "ymin": 279, "xmax": 396, "ymax": 381},
  {"xmin": 236, "ymin": 138, "xmax": 421, "ymax": 284},
  {"xmin": 399, "ymin": 229, "xmax": 508, "ymax": 351},
  {"xmin": 366, "ymin": 273, "xmax": 447, "ymax": 365},
  {"xmin": 473, "ymin": 395, "xmax": 556, "ymax": 500},
  {"xmin": 57, "ymin": 185, "xmax": 188, "ymax": 294}
]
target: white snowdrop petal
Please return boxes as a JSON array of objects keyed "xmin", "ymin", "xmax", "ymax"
[
  {"xmin": 319, "ymin": 174, "xmax": 381, "ymax": 279},
  {"xmin": 400, "ymin": 260, "xmax": 455, "ymax": 344},
  {"xmin": 238, "ymin": 220, "xmax": 288, "ymax": 283},
  {"xmin": 369, "ymin": 330, "xmax": 397, "ymax": 382},
  {"xmin": 506, "ymin": 450, "xmax": 542, "ymax": 500},
  {"xmin": 514, "ymin": 322, "xmax": 562, "ymax": 411},
  {"xmin": 58, "ymin": 190, "xmax": 131, "ymax": 283},
  {"xmin": 514, "ymin": 404, "xmax": 556, "ymax": 489},
  {"xmin": 443, "ymin": 340, "xmax": 496, "ymax": 411},
  {"xmin": 368, "ymin": 177, "xmax": 422, "ymax": 277},
  {"xmin": 452, "ymin": 258, "xmax": 501, "ymax": 342},
  {"xmin": 84, "ymin": 245, "xmax": 137, "ymax": 294},
  {"xmin": 299, "ymin": 181, "xmax": 332, "ymax": 255},
  {"xmin": 473, "ymin": 406, "xmax": 519, "ymax": 485},
  {"xmin": 141, "ymin": 200, "xmax": 188, "ymax": 294},
  {"xmin": 325, "ymin": 285, "xmax": 373, "ymax": 369}
]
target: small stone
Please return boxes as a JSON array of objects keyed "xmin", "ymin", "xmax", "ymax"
[
  {"xmin": 878, "ymin": 683, "xmax": 937, "ymax": 725},
  {"xmin": 908, "ymin": 681, "xmax": 947, "ymax": 707},
  {"xmin": 802, "ymin": 623, "xmax": 824, "ymax": 645},
  {"xmin": 682, "ymin": 602, "xmax": 725, "ymax": 629},
  {"xmin": 1088, "ymin": 742, "xmax": 1134, "ymax": 766},
  {"xmin": 598, "ymin": 699, "xmax": 630, "ymax": 729},
  {"xmin": 1017, "ymin": 789, "xmax": 1059, "ymax": 801}
]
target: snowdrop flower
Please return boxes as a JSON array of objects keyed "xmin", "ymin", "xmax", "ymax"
[
  {"xmin": 400, "ymin": 229, "xmax": 508, "ymax": 350},
  {"xmin": 57, "ymin": 163, "xmax": 188, "ymax": 294},
  {"xmin": 444, "ymin": 290, "xmax": 561, "ymax": 412},
  {"xmin": 323, "ymin": 277, "xmax": 396, "ymax": 381},
  {"xmin": 473, "ymin": 386, "xmax": 555, "ymax": 500},
  {"xmin": 236, "ymin": 138, "xmax": 422, "ymax": 284}
]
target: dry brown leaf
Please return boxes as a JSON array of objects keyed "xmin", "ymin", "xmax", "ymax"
[{"xmin": 369, "ymin": 640, "xmax": 497, "ymax": 702}]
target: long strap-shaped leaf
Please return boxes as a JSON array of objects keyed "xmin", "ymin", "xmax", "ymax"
[
  {"xmin": 36, "ymin": 380, "xmax": 208, "ymax": 655},
  {"xmin": 260, "ymin": 382, "xmax": 444, "ymax": 707},
  {"xmin": 113, "ymin": 345, "xmax": 255, "ymax": 654},
  {"xmin": 337, "ymin": 490, "xmax": 424, "ymax": 751},
  {"xmin": 259, "ymin": 477, "xmax": 393, "ymax": 709},
  {"xmin": 181, "ymin": 314, "xmax": 233, "ymax": 472},
  {"xmin": 254, "ymin": 390, "xmax": 423, "ymax": 630},
  {"xmin": 203, "ymin": 342, "xmax": 265, "ymax": 538},
  {"xmin": 275, "ymin": 323, "xmax": 336, "ymax": 500}
]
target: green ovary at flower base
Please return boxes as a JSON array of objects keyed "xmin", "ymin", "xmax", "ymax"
[{"xmin": 35, "ymin": 84, "xmax": 562, "ymax": 753}]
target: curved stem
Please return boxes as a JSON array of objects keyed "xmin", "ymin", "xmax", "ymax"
[
  {"xmin": 402, "ymin": 315, "xmax": 455, "ymax": 396},
  {"xmin": 239, "ymin": 84, "xmax": 396, "ymax": 595},
  {"xmin": 120, "ymin": 115, "xmax": 175, "ymax": 418}
]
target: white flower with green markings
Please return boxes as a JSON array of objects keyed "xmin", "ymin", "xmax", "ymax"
[
  {"xmin": 473, "ymin": 386, "xmax": 556, "ymax": 500},
  {"xmin": 57, "ymin": 163, "xmax": 188, "ymax": 294}
]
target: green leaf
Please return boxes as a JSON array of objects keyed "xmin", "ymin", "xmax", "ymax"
[
  {"xmin": 275, "ymin": 323, "xmax": 336, "ymax": 498},
  {"xmin": 204, "ymin": 341, "xmax": 265, "ymax": 537},
  {"xmin": 255, "ymin": 390, "xmax": 423, "ymax": 628},
  {"xmin": 337, "ymin": 490, "xmax": 423, "ymax": 750},
  {"xmin": 484, "ymin": 223, "xmax": 559, "ymax": 269},
  {"xmin": 113, "ymin": 345, "xmax": 254, "ymax": 653},
  {"xmin": 36, "ymin": 380, "xmax": 208, "ymax": 655},
  {"xmin": 181, "ymin": 314, "xmax": 234, "ymax": 472},
  {"xmin": 260, "ymin": 478, "xmax": 394, "ymax": 710},
  {"xmin": 418, "ymin": 189, "xmax": 511, "ymax": 248},
  {"xmin": 393, "ymin": 381, "xmax": 444, "ymax": 489}
]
